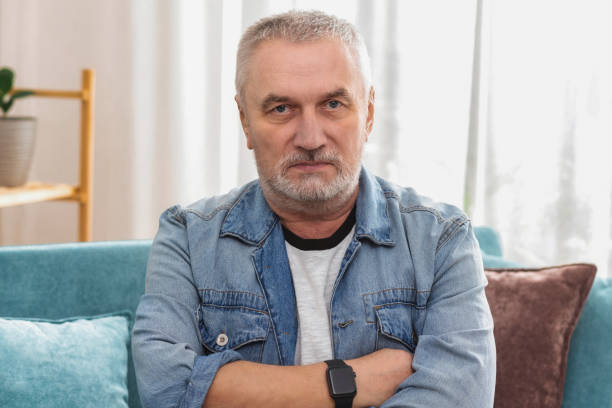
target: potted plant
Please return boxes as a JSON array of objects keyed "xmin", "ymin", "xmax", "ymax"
[{"xmin": 0, "ymin": 67, "xmax": 35, "ymax": 187}]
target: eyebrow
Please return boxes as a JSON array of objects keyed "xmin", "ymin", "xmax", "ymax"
[
  {"xmin": 261, "ymin": 94, "xmax": 291, "ymax": 111},
  {"xmin": 260, "ymin": 88, "xmax": 353, "ymax": 111},
  {"xmin": 325, "ymin": 88, "xmax": 352, "ymax": 101}
]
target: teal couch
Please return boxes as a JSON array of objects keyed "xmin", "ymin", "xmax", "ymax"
[
  {"xmin": 0, "ymin": 228, "xmax": 610, "ymax": 407},
  {"xmin": 0, "ymin": 240, "xmax": 151, "ymax": 408}
]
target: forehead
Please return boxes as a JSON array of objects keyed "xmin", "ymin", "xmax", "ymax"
[{"xmin": 244, "ymin": 39, "xmax": 363, "ymax": 104}]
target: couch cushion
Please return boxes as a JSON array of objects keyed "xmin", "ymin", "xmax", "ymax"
[
  {"xmin": 0, "ymin": 240, "xmax": 150, "ymax": 319},
  {"xmin": 0, "ymin": 312, "xmax": 130, "ymax": 408},
  {"xmin": 474, "ymin": 226, "xmax": 523, "ymax": 268},
  {"xmin": 562, "ymin": 277, "xmax": 612, "ymax": 407},
  {"xmin": 485, "ymin": 264, "xmax": 596, "ymax": 408},
  {"xmin": 474, "ymin": 226, "xmax": 504, "ymax": 257}
]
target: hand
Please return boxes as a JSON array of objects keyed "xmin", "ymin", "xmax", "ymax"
[{"xmin": 347, "ymin": 348, "xmax": 414, "ymax": 408}]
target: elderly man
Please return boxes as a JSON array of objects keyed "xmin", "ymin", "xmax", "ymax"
[{"xmin": 132, "ymin": 10, "xmax": 496, "ymax": 408}]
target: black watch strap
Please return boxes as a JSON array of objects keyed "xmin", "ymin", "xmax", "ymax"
[
  {"xmin": 325, "ymin": 358, "xmax": 349, "ymax": 369},
  {"xmin": 332, "ymin": 394, "xmax": 353, "ymax": 408},
  {"xmin": 325, "ymin": 359, "xmax": 355, "ymax": 408}
]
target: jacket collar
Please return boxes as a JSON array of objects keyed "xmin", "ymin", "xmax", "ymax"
[
  {"xmin": 220, "ymin": 166, "xmax": 394, "ymax": 246},
  {"xmin": 354, "ymin": 167, "xmax": 394, "ymax": 246}
]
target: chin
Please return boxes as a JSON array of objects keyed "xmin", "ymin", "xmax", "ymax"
[{"xmin": 287, "ymin": 176, "xmax": 353, "ymax": 202}]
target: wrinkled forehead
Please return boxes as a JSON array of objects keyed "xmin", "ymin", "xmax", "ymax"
[{"xmin": 243, "ymin": 38, "xmax": 366, "ymax": 105}]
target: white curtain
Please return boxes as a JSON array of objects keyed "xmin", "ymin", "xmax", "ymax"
[
  {"xmin": 466, "ymin": 0, "xmax": 612, "ymax": 275},
  {"xmin": 0, "ymin": 0, "xmax": 476, "ymax": 243},
  {"xmin": 3, "ymin": 1, "xmax": 609, "ymax": 276}
]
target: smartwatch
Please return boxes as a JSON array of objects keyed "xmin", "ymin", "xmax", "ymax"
[{"xmin": 325, "ymin": 359, "xmax": 357, "ymax": 408}]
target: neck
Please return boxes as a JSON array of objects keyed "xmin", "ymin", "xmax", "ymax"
[{"xmin": 264, "ymin": 187, "xmax": 359, "ymax": 239}]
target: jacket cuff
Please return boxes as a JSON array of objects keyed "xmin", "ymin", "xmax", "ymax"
[{"xmin": 180, "ymin": 350, "xmax": 243, "ymax": 408}]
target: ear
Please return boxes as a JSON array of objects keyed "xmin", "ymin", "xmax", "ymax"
[
  {"xmin": 364, "ymin": 86, "xmax": 375, "ymax": 141},
  {"xmin": 235, "ymin": 95, "xmax": 253, "ymax": 150}
]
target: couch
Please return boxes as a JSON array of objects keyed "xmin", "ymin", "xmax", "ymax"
[
  {"xmin": 0, "ymin": 240, "xmax": 150, "ymax": 408},
  {"xmin": 0, "ymin": 228, "xmax": 610, "ymax": 407}
]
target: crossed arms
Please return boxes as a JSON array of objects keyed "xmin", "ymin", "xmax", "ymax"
[{"xmin": 132, "ymin": 208, "xmax": 496, "ymax": 408}]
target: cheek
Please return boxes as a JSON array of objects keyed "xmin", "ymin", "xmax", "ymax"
[
  {"xmin": 251, "ymin": 122, "xmax": 298, "ymax": 154},
  {"xmin": 250, "ymin": 131, "xmax": 288, "ymax": 166},
  {"xmin": 332, "ymin": 122, "xmax": 365, "ymax": 153}
]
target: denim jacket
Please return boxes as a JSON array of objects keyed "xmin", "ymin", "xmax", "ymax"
[{"xmin": 132, "ymin": 167, "xmax": 496, "ymax": 408}]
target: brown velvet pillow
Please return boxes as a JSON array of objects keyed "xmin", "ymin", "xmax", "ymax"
[{"xmin": 485, "ymin": 263, "xmax": 596, "ymax": 408}]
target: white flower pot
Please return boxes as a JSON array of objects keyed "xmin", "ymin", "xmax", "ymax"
[{"xmin": 0, "ymin": 117, "xmax": 37, "ymax": 187}]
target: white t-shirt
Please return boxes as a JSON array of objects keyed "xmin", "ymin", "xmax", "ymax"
[{"xmin": 284, "ymin": 225, "xmax": 355, "ymax": 365}]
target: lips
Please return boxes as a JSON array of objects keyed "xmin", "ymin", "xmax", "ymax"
[
  {"xmin": 291, "ymin": 160, "xmax": 330, "ymax": 167},
  {"xmin": 289, "ymin": 161, "xmax": 333, "ymax": 171}
]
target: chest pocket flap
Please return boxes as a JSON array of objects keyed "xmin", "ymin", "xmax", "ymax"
[
  {"xmin": 363, "ymin": 288, "xmax": 418, "ymax": 353},
  {"xmin": 375, "ymin": 303, "xmax": 417, "ymax": 352},
  {"xmin": 198, "ymin": 289, "xmax": 270, "ymax": 358}
]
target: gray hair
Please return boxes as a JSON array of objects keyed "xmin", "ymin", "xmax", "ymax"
[{"xmin": 235, "ymin": 10, "xmax": 372, "ymax": 103}]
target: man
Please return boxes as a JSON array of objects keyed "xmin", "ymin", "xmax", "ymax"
[{"xmin": 132, "ymin": 10, "xmax": 496, "ymax": 408}]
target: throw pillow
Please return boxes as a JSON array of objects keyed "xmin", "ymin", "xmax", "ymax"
[
  {"xmin": 485, "ymin": 264, "xmax": 596, "ymax": 408},
  {"xmin": 0, "ymin": 312, "xmax": 131, "ymax": 408}
]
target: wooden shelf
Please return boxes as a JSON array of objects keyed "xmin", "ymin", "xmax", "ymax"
[
  {"xmin": 0, "ymin": 182, "xmax": 80, "ymax": 207},
  {"xmin": 0, "ymin": 69, "xmax": 94, "ymax": 241}
]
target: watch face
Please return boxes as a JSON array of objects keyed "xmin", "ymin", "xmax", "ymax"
[{"xmin": 329, "ymin": 366, "xmax": 356, "ymax": 396}]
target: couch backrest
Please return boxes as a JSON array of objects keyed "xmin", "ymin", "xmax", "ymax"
[{"xmin": 0, "ymin": 240, "xmax": 152, "ymax": 408}]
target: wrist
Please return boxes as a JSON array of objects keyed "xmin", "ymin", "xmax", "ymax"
[{"xmin": 344, "ymin": 358, "xmax": 371, "ymax": 408}]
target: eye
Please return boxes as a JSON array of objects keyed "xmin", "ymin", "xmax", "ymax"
[
  {"xmin": 327, "ymin": 100, "xmax": 341, "ymax": 109},
  {"xmin": 273, "ymin": 104, "xmax": 288, "ymax": 113}
]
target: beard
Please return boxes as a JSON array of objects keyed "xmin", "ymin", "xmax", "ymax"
[{"xmin": 257, "ymin": 148, "xmax": 361, "ymax": 205}]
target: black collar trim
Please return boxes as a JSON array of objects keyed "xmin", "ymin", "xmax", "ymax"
[{"xmin": 282, "ymin": 206, "xmax": 356, "ymax": 251}]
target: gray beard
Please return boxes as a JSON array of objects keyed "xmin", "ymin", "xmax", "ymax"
[
  {"xmin": 256, "ymin": 149, "xmax": 361, "ymax": 214},
  {"xmin": 267, "ymin": 166, "xmax": 358, "ymax": 202}
]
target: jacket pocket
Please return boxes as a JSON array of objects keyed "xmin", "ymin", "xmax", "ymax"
[
  {"xmin": 374, "ymin": 302, "xmax": 417, "ymax": 353},
  {"xmin": 363, "ymin": 288, "xmax": 418, "ymax": 354},
  {"xmin": 198, "ymin": 290, "xmax": 270, "ymax": 363}
]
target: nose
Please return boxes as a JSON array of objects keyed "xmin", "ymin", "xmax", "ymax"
[{"xmin": 293, "ymin": 107, "xmax": 326, "ymax": 151}]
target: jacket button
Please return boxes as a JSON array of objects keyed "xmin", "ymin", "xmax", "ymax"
[{"xmin": 216, "ymin": 333, "xmax": 229, "ymax": 347}]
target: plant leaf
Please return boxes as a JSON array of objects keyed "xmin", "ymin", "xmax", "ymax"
[
  {"xmin": 1, "ymin": 99, "xmax": 12, "ymax": 115},
  {"xmin": 11, "ymin": 90, "xmax": 34, "ymax": 99},
  {"xmin": 0, "ymin": 68, "xmax": 14, "ymax": 94},
  {"xmin": 4, "ymin": 91, "xmax": 33, "ymax": 114}
]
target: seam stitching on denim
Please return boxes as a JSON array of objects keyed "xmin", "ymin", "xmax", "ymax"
[
  {"xmin": 198, "ymin": 288, "xmax": 266, "ymax": 300},
  {"xmin": 200, "ymin": 303, "xmax": 269, "ymax": 315},
  {"xmin": 436, "ymin": 217, "xmax": 469, "ymax": 252}
]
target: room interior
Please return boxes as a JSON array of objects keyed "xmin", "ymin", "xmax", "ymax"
[{"xmin": 1, "ymin": 1, "xmax": 611, "ymax": 407}]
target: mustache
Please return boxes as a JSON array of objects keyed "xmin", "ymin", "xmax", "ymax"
[{"xmin": 279, "ymin": 149, "xmax": 341, "ymax": 174}]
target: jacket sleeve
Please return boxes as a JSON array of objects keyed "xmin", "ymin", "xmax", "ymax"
[
  {"xmin": 380, "ymin": 220, "xmax": 496, "ymax": 407},
  {"xmin": 132, "ymin": 206, "xmax": 243, "ymax": 408}
]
